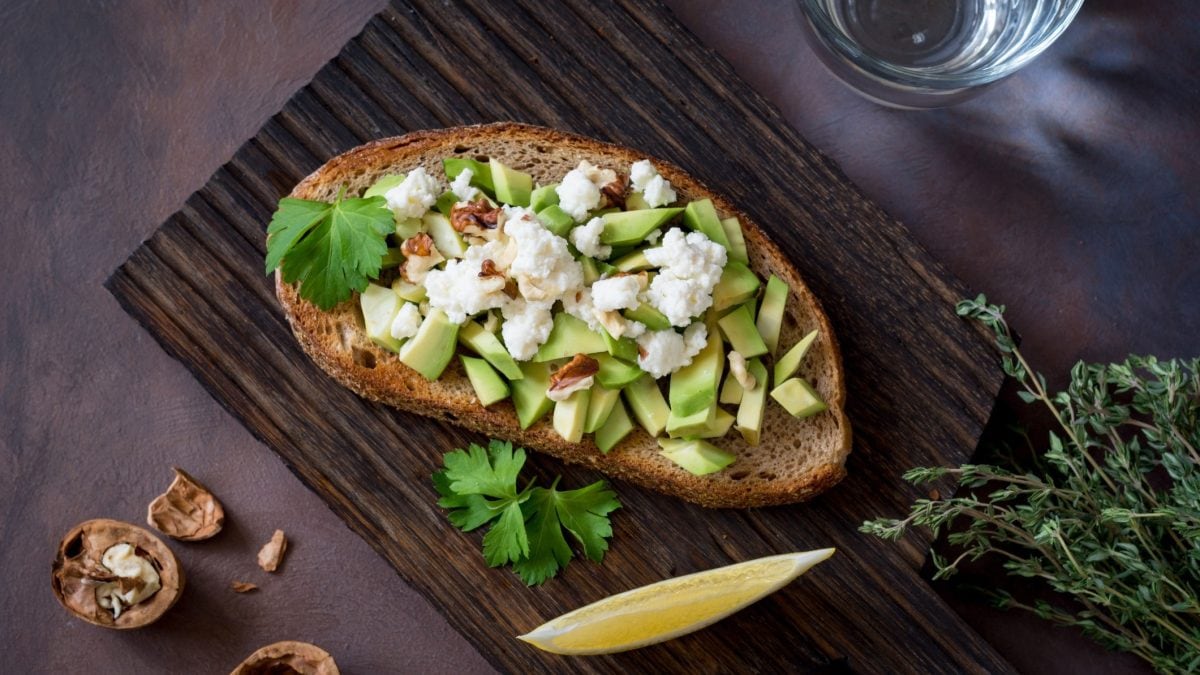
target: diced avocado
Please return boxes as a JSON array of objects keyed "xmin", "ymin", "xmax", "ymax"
[
  {"xmin": 529, "ymin": 184, "xmax": 559, "ymax": 212},
  {"xmin": 774, "ymin": 329, "xmax": 818, "ymax": 383},
  {"xmin": 399, "ymin": 308, "xmax": 459, "ymax": 380},
  {"xmin": 594, "ymin": 353, "xmax": 642, "ymax": 390},
  {"xmin": 719, "ymin": 368, "xmax": 744, "ymax": 405},
  {"xmin": 601, "ymin": 329, "xmax": 640, "ymax": 364},
  {"xmin": 580, "ymin": 256, "xmax": 601, "ymax": 284},
  {"xmin": 596, "ymin": 260, "xmax": 617, "ymax": 277},
  {"xmin": 461, "ymin": 356, "xmax": 510, "ymax": 407},
  {"xmin": 391, "ymin": 277, "xmax": 428, "ymax": 304},
  {"xmin": 611, "ymin": 249, "xmax": 653, "ymax": 272},
  {"xmin": 458, "ymin": 320, "xmax": 523, "ymax": 380},
  {"xmin": 682, "ymin": 199, "xmax": 731, "ymax": 250},
  {"xmin": 381, "ymin": 247, "xmax": 404, "ymax": 269},
  {"xmin": 624, "ymin": 374, "xmax": 670, "ymax": 437},
  {"xmin": 666, "ymin": 402, "xmax": 716, "ymax": 438},
  {"xmin": 594, "ymin": 399, "xmax": 634, "ymax": 453},
  {"xmin": 687, "ymin": 406, "xmax": 736, "ymax": 439},
  {"xmin": 360, "ymin": 283, "xmax": 404, "ymax": 353},
  {"xmin": 711, "ymin": 261, "xmax": 761, "ymax": 313},
  {"xmin": 668, "ymin": 328, "xmax": 724, "ymax": 417},
  {"xmin": 624, "ymin": 191, "xmax": 651, "ymax": 211},
  {"xmin": 534, "ymin": 314, "xmax": 607, "ymax": 362},
  {"xmin": 720, "ymin": 216, "xmax": 748, "ymax": 265},
  {"xmin": 537, "ymin": 204, "xmax": 575, "ymax": 238},
  {"xmin": 736, "ymin": 358, "xmax": 769, "ymax": 445},
  {"xmin": 622, "ymin": 303, "xmax": 672, "ymax": 331},
  {"xmin": 552, "ymin": 388, "xmax": 590, "ymax": 443},
  {"xmin": 658, "ymin": 438, "xmax": 736, "ymax": 476},
  {"xmin": 443, "ymin": 158, "xmax": 495, "ymax": 195},
  {"xmin": 395, "ymin": 217, "xmax": 424, "ymax": 240},
  {"xmin": 717, "ymin": 304, "xmax": 768, "ymax": 358},
  {"xmin": 756, "ymin": 275, "xmax": 789, "ymax": 356},
  {"xmin": 600, "ymin": 208, "xmax": 684, "ymax": 246},
  {"xmin": 364, "ymin": 173, "xmax": 404, "ymax": 199},
  {"xmin": 489, "ymin": 158, "xmax": 532, "ymax": 207},
  {"xmin": 771, "ymin": 377, "xmax": 827, "ymax": 418},
  {"xmin": 512, "ymin": 361, "xmax": 554, "ymax": 429},
  {"xmin": 422, "ymin": 212, "xmax": 467, "ymax": 259},
  {"xmin": 584, "ymin": 385, "xmax": 621, "ymax": 433},
  {"xmin": 435, "ymin": 190, "xmax": 458, "ymax": 216}
]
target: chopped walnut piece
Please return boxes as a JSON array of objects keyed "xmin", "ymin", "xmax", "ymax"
[
  {"xmin": 400, "ymin": 232, "xmax": 435, "ymax": 257},
  {"xmin": 599, "ymin": 173, "xmax": 629, "ymax": 208},
  {"xmin": 450, "ymin": 199, "xmax": 502, "ymax": 240},
  {"xmin": 256, "ymin": 529, "xmax": 288, "ymax": 573},
  {"xmin": 597, "ymin": 310, "xmax": 629, "ymax": 339},
  {"xmin": 728, "ymin": 351, "xmax": 757, "ymax": 392},
  {"xmin": 548, "ymin": 354, "xmax": 599, "ymax": 402},
  {"xmin": 231, "ymin": 581, "xmax": 258, "ymax": 593},
  {"xmin": 146, "ymin": 467, "xmax": 225, "ymax": 541},
  {"xmin": 398, "ymin": 233, "xmax": 445, "ymax": 284},
  {"xmin": 231, "ymin": 641, "xmax": 339, "ymax": 675}
]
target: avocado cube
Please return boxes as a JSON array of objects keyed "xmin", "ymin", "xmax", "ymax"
[
  {"xmin": 774, "ymin": 329, "xmax": 819, "ymax": 384},
  {"xmin": 422, "ymin": 212, "xmax": 467, "ymax": 258},
  {"xmin": 395, "ymin": 217, "xmax": 424, "ymax": 240},
  {"xmin": 580, "ymin": 256, "xmax": 601, "ymax": 284},
  {"xmin": 736, "ymin": 358, "xmax": 769, "ymax": 445},
  {"xmin": 717, "ymin": 304, "xmax": 769, "ymax": 358},
  {"xmin": 364, "ymin": 173, "xmax": 405, "ymax": 199},
  {"xmin": 622, "ymin": 303, "xmax": 672, "ymax": 331},
  {"xmin": 719, "ymin": 368, "xmax": 744, "ymax": 405},
  {"xmin": 381, "ymin": 247, "xmax": 404, "ymax": 270},
  {"xmin": 771, "ymin": 377, "xmax": 827, "ymax": 418},
  {"xmin": 461, "ymin": 356, "xmax": 510, "ymax": 407},
  {"xmin": 624, "ymin": 191, "xmax": 651, "ymax": 211},
  {"xmin": 690, "ymin": 406, "xmax": 736, "ymax": 439},
  {"xmin": 600, "ymin": 208, "xmax": 684, "ymax": 246},
  {"xmin": 601, "ymin": 329, "xmax": 640, "ymax": 364},
  {"xmin": 512, "ymin": 361, "xmax": 555, "ymax": 429},
  {"xmin": 434, "ymin": 190, "xmax": 458, "ymax": 217},
  {"xmin": 458, "ymin": 320, "xmax": 523, "ymax": 380},
  {"xmin": 443, "ymin": 158, "xmax": 495, "ymax": 195},
  {"xmin": 611, "ymin": 249, "xmax": 653, "ymax": 272},
  {"xmin": 666, "ymin": 401, "xmax": 716, "ymax": 438},
  {"xmin": 682, "ymin": 199, "xmax": 731, "ymax": 250},
  {"xmin": 399, "ymin": 309, "xmax": 459, "ymax": 380},
  {"xmin": 489, "ymin": 158, "xmax": 532, "ymax": 207},
  {"xmin": 360, "ymin": 283, "xmax": 404, "ymax": 354},
  {"xmin": 553, "ymin": 388, "xmax": 591, "ymax": 443},
  {"xmin": 658, "ymin": 438, "xmax": 736, "ymax": 476},
  {"xmin": 711, "ymin": 261, "xmax": 761, "ymax": 313},
  {"xmin": 594, "ymin": 399, "xmax": 634, "ymax": 453},
  {"xmin": 624, "ymin": 374, "xmax": 670, "ymax": 437},
  {"xmin": 585, "ymin": 385, "xmax": 622, "ymax": 433},
  {"xmin": 594, "ymin": 353, "xmax": 643, "ymax": 390},
  {"xmin": 756, "ymin": 275, "xmax": 789, "ymax": 356},
  {"xmin": 668, "ymin": 328, "xmax": 724, "ymax": 417},
  {"xmin": 391, "ymin": 277, "xmax": 428, "ymax": 304},
  {"xmin": 720, "ymin": 216, "xmax": 749, "ymax": 265},
  {"xmin": 536, "ymin": 204, "xmax": 575, "ymax": 238},
  {"xmin": 534, "ymin": 313, "xmax": 608, "ymax": 362},
  {"xmin": 529, "ymin": 183, "xmax": 560, "ymax": 212}
]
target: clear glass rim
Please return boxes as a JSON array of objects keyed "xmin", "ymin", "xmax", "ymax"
[{"xmin": 799, "ymin": 0, "xmax": 1085, "ymax": 90}]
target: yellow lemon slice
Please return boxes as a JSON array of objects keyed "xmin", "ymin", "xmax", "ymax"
[{"xmin": 518, "ymin": 548, "xmax": 835, "ymax": 655}]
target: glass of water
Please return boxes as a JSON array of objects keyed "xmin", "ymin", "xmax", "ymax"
[{"xmin": 798, "ymin": 0, "xmax": 1085, "ymax": 108}]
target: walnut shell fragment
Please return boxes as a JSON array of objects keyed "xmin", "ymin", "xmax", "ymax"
[
  {"xmin": 51, "ymin": 518, "xmax": 184, "ymax": 629},
  {"xmin": 257, "ymin": 529, "xmax": 287, "ymax": 572},
  {"xmin": 147, "ymin": 467, "xmax": 225, "ymax": 541},
  {"xmin": 231, "ymin": 641, "xmax": 339, "ymax": 675},
  {"xmin": 231, "ymin": 581, "xmax": 258, "ymax": 593}
]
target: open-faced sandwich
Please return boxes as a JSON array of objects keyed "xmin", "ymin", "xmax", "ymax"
[{"xmin": 268, "ymin": 123, "xmax": 850, "ymax": 507}]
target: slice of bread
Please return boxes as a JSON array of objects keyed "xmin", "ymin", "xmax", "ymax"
[{"xmin": 275, "ymin": 123, "xmax": 850, "ymax": 508}]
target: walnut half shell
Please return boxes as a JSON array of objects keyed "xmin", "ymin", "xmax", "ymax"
[
  {"xmin": 50, "ymin": 518, "xmax": 184, "ymax": 629},
  {"xmin": 147, "ymin": 467, "xmax": 225, "ymax": 541},
  {"xmin": 231, "ymin": 641, "xmax": 339, "ymax": 675}
]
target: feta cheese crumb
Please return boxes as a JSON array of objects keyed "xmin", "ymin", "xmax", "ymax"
[
  {"xmin": 505, "ymin": 207, "xmax": 584, "ymax": 303},
  {"xmin": 501, "ymin": 299, "xmax": 554, "ymax": 361},
  {"xmin": 644, "ymin": 228, "xmax": 663, "ymax": 245},
  {"xmin": 423, "ymin": 253, "xmax": 509, "ymax": 324},
  {"xmin": 556, "ymin": 160, "xmax": 617, "ymax": 222},
  {"xmin": 569, "ymin": 217, "xmax": 612, "ymax": 260},
  {"xmin": 591, "ymin": 275, "xmax": 643, "ymax": 312},
  {"xmin": 630, "ymin": 160, "xmax": 677, "ymax": 208},
  {"xmin": 449, "ymin": 167, "xmax": 480, "ymax": 202},
  {"xmin": 642, "ymin": 228, "xmax": 727, "ymax": 327},
  {"xmin": 728, "ymin": 350, "xmax": 757, "ymax": 391},
  {"xmin": 389, "ymin": 302, "xmax": 422, "ymax": 340},
  {"xmin": 636, "ymin": 322, "xmax": 708, "ymax": 378},
  {"xmin": 384, "ymin": 166, "xmax": 440, "ymax": 219},
  {"xmin": 562, "ymin": 287, "xmax": 601, "ymax": 332}
]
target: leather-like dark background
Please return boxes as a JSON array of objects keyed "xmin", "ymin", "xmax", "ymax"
[{"xmin": 2, "ymin": 1, "xmax": 1194, "ymax": 672}]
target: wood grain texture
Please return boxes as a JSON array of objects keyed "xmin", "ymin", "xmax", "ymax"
[{"xmin": 107, "ymin": 1, "xmax": 1010, "ymax": 672}]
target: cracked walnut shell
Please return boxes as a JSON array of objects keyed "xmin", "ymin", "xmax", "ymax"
[
  {"xmin": 231, "ymin": 641, "xmax": 339, "ymax": 675},
  {"xmin": 147, "ymin": 467, "xmax": 225, "ymax": 541}
]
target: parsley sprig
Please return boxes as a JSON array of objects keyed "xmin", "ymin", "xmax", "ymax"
[
  {"xmin": 433, "ymin": 440, "xmax": 621, "ymax": 586},
  {"xmin": 864, "ymin": 296, "xmax": 1200, "ymax": 672},
  {"xmin": 265, "ymin": 188, "xmax": 394, "ymax": 310}
]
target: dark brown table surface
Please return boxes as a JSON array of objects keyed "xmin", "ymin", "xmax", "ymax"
[{"xmin": 2, "ymin": 1, "xmax": 1194, "ymax": 673}]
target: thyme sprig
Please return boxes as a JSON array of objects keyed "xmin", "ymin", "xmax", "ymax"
[{"xmin": 862, "ymin": 295, "xmax": 1200, "ymax": 672}]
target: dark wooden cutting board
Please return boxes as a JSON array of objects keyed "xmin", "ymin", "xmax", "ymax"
[{"xmin": 106, "ymin": 1, "xmax": 1010, "ymax": 671}]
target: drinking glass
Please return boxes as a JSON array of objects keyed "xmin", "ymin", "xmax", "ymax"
[{"xmin": 798, "ymin": 0, "xmax": 1085, "ymax": 108}]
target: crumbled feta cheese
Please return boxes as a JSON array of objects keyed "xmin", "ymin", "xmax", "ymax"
[
  {"xmin": 644, "ymin": 228, "xmax": 663, "ymax": 245},
  {"xmin": 636, "ymin": 322, "xmax": 708, "ymax": 378},
  {"xmin": 625, "ymin": 320, "xmax": 647, "ymax": 339},
  {"xmin": 504, "ymin": 207, "xmax": 584, "ymax": 303},
  {"xmin": 642, "ymin": 228, "xmax": 727, "ymax": 327},
  {"xmin": 556, "ymin": 160, "xmax": 617, "ymax": 222},
  {"xmin": 591, "ymin": 275, "xmax": 643, "ymax": 312},
  {"xmin": 449, "ymin": 167, "xmax": 480, "ymax": 202},
  {"xmin": 384, "ymin": 166, "xmax": 440, "ymax": 219},
  {"xmin": 501, "ymin": 299, "xmax": 554, "ymax": 361},
  {"xmin": 95, "ymin": 543, "xmax": 161, "ymax": 619},
  {"xmin": 569, "ymin": 217, "xmax": 612, "ymax": 260},
  {"xmin": 423, "ymin": 253, "xmax": 509, "ymax": 324},
  {"xmin": 728, "ymin": 350, "xmax": 757, "ymax": 391},
  {"xmin": 630, "ymin": 160, "xmax": 677, "ymax": 208},
  {"xmin": 562, "ymin": 287, "xmax": 601, "ymax": 332},
  {"xmin": 389, "ymin": 302, "xmax": 422, "ymax": 340}
]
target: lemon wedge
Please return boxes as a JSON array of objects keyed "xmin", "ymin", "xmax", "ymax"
[{"xmin": 518, "ymin": 548, "xmax": 835, "ymax": 655}]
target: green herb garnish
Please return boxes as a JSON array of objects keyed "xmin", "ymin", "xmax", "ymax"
[
  {"xmin": 433, "ymin": 440, "xmax": 621, "ymax": 586},
  {"xmin": 265, "ymin": 189, "xmax": 394, "ymax": 310},
  {"xmin": 864, "ymin": 295, "xmax": 1200, "ymax": 672}
]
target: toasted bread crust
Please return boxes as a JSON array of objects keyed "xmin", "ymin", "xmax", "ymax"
[{"xmin": 275, "ymin": 123, "xmax": 850, "ymax": 507}]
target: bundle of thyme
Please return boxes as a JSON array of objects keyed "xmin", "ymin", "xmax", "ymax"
[{"xmin": 862, "ymin": 296, "xmax": 1200, "ymax": 672}]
